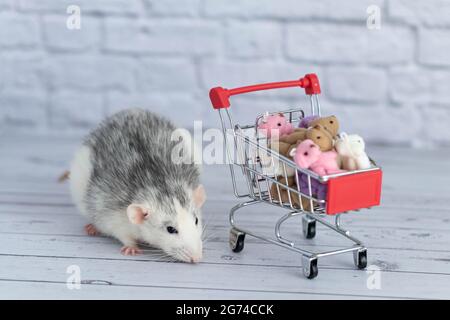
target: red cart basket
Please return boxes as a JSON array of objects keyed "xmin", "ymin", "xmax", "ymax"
[{"xmin": 209, "ymin": 73, "xmax": 382, "ymax": 279}]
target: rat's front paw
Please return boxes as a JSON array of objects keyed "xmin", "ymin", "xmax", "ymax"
[
  {"xmin": 120, "ymin": 246, "xmax": 142, "ymax": 256},
  {"xmin": 85, "ymin": 224, "xmax": 99, "ymax": 236}
]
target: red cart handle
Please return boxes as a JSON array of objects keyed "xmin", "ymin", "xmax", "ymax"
[{"xmin": 209, "ymin": 73, "xmax": 321, "ymax": 109}]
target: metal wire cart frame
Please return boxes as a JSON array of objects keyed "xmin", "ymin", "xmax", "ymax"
[{"xmin": 209, "ymin": 74, "xmax": 383, "ymax": 279}]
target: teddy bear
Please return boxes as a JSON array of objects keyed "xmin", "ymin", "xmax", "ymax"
[
  {"xmin": 265, "ymin": 116, "xmax": 339, "ymax": 205},
  {"xmin": 268, "ymin": 115, "xmax": 339, "ymax": 160},
  {"xmin": 274, "ymin": 123, "xmax": 334, "ymax": 154},
  {"xmin": 297, "ymin": 172, "xmax": 327, "ymax": 202},
  {"xmin": 302, "ymin": 124, "xmax": 334, "ymax": 152},
  {"xmin": 264, "ymin": 127, "xmax": 303, "ymax": 177},
  {"xmin": 335, "ymin": 133, "xmax": 371, "ymax": 171},
  {"xmin": 259, "ymin": 141, "xmax": 296, "ymax": 177},
  {"xmin": 287, "ymin": 139, "xmax": 344, "ymax": 209},
  {"xmin": 299, "ymin": 115, "xmax": 339, "ymax": 139},
  {"xmin": 257, "ymin": 112, "xmax": 294, "ymax": 138},
  {"xmin": 266, "ymin": 123, "xmax": 335, "ymax": 180},
  {"xmin": 290, "ymin": 139, "xmax": 343, "ymax": 176},
  {"xmin": 255, "ymin": 112, "xmax": 295, "ymax": 177},
  {"xmin": 269, "ymin": 176, "xmax": 311, "ymax": 210}
]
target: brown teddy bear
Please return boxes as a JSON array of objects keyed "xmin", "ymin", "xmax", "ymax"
[
  {"xmin": 300, "ymin": 115, "xmax": 339, "ymax": 138},
  {"xmin": 272, "ymin": 123, "xmax": 334, "ymax": 156},
  {"xmin": 303, "ymin": 124, "xmax": 334, "ymax": 151},
  {"xmin": 269, "ymin": 176, "xmax": 311, "ymax": 210}
]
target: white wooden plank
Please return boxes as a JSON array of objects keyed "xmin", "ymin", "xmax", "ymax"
[
  {"xmin": 0, "ymin": 255, "xmax": 448, "ymax": 299},
  {"xmin": 1, "ymin": 233, "xmax": 449, "ymax": 275},
  {"xmin": 0, "ymin": 210, "xmax": 448, "ymax": 252},
  {"xmin": 0, "ymin": 203, "xmax": 76, "ymax": 215},
  {"xmin": 1, "ymin": 280, "xmax": 380, "ymax": 300},
  {"xmin": 0, "ymin": 194, "xmax": 74, "ymax": 207}
]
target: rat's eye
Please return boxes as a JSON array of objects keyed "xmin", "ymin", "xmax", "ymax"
[
  {"xmin": 304, "ymin": 152, "xmax": 308, "ymax": 156},
  {"xmin": 195, "ymin": 217, "xmax": 199, "ymax": 225},
  {"xmin": 330, "ymin": 120, "xmax": 334, "ymax": 124},
  {"xmin": 167, "ymin": 226, "xmax": 178, "ymax": 234},
  {"xmin": 277, "ymin": 123, "xmax": 282, "ymax": 126},
  {"xmin": 317, "ymin": 136, "xmax": 321, "ymax": 139}
]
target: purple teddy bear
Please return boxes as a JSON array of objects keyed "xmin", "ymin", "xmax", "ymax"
[
  {"xmin": 299, "ymin": 115, "xmax": 320, "ymax": 129},
  {"xmin": 297, "ymin": 172, "xmax": 327, "ymax": 202}
]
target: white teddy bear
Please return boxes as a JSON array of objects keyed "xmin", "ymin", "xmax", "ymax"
[{"xmin": 335, "ymin": 133, "xmax": 371, "ymax": 171}]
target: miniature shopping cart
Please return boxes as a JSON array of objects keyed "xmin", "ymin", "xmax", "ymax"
[{"xmin": 209, "ymin": 73, "xmax": 382, "ymax": 279}]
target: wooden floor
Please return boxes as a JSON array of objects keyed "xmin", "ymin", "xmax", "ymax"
[{"xmin": 1, "ymin": 135, "xmax": 450, "ymax": 299}]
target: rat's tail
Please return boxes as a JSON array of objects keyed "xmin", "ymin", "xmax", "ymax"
[{"xmin": 58, "ymin": 170, "xmax": 70, "ymax": 183}]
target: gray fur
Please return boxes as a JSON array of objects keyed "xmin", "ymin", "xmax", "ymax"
[{"xmin": 82, "ymin": 108, "xmax": 200, "ymax": 221}]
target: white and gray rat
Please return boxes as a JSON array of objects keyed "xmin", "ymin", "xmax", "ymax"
[{"xmin": 69, "ymin": 108, "xmax": 206, "ymax": 263}]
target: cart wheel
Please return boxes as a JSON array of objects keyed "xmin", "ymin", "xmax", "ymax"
[
  {"xmin": 229, "ymin": 228, "xmax": 245, "ymax": 253},
  {"xmin": 302, "ymin": 215, "xmax": 316, "ymax": 239},
  {"xmin": 354, "ymin": 248, "xmax": 368, "ymax": 269},
  {"xmin": 302, "ymin": 256, "xmax": 318, "ymax": 279}
]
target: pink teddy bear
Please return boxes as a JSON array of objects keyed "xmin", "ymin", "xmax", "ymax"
[
  {"xmin": 258, "ymin": 112, "xmax": 294, "ymax": 138},
  {"xmin": 290, "ymin": 139, "xmax": 343, "ymax": 176}
]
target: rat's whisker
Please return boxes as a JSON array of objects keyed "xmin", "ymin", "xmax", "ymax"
[
  {"xmin": 201, "ymin": 230, "xmax": 218, "ymax": 241},
  {"xmin": 137, "ymin": 242, "xmax": 161, "ymax": 250},
  {"xmin": 134, "ymin": 243, "xmax": 178, "ymax": 262},
  {"xmin": 173, "ymin": 249, "xmax": 192, "ymax": 262}
]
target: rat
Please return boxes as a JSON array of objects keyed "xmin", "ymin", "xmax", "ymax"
[{"xmin": 69, "ymin": 108, "xmax": 206, "ymax": 263}]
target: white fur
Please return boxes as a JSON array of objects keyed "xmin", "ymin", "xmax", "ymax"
[
  {"xmin": 68, "ymin": 110, "xmax": 205, "ymax": 262},
  {"xmin": 69, "ymin": 144, "xmax": 142, "ymax": 247},
  {"xmin": 335, "ymin": 133, "xmax": 371, "ymax": 171},
  {"xmin": 173, "ymin": 198, "xmax": 203, "ymax": 261},
  {"xmin": 69, "ymin": 144, "xmax": 204, "ymax": 261},
  {"xmin": 137, "ymin": 195, "xmax": 203, "ymax": 263},
  {"xmin": 69, "ymin": 145, "xmax": 92, "ymax": 217}
]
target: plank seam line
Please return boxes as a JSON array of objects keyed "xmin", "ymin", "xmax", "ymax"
[
  {"xmin": 1, "ymin": 231, "xmax": 450, "ymax": 253},
  {"xmin": 0, "ymin": 279, "xmax": 421, "ymax": 300},
  {"xmin": 2, "ymin": 253, "xmax": 450, "ymax": 277}
]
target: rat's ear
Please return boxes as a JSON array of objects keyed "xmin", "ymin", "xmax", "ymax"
[
  {"xmin": 193, "ymin": 185, "xmax": 206, "ymax": 209},
  {"xmin": 127, "ymin": 204, "xmax": 149, "ymax": 225}
]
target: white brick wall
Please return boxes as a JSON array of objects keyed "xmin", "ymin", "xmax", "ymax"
[
  {"xmin": 0, "ymin": 0, "xmax": 449, "ymax": 147},
  {"xmin": 43, "ymin": 15, "xmax": 101, "ymax": 52}
]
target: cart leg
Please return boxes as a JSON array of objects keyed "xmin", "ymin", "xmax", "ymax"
[
  {"xmin": 334, "ymin": 214, "xmax": 353, "ymax": 237},
  {"xmin": 302, "ymin": 255, "xmax": 318, "ymax": 279},
  {"xmin": 229, "ymin": 200, "xmax": 260, "ymax": 229},
  {"xmin": 353, "ymin": 247, "xmax": 368, "ymax": 269},
  {"xmin": 275, "ymin": 211, "xmax": 302, "ymax": 246},
  {"xmin": 228, "ymin": 200, "xmax": 260, "ymax": 253},
  {"xmin": 302, "ymin": 214, "xmax": 316, "ymax": 239}
]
